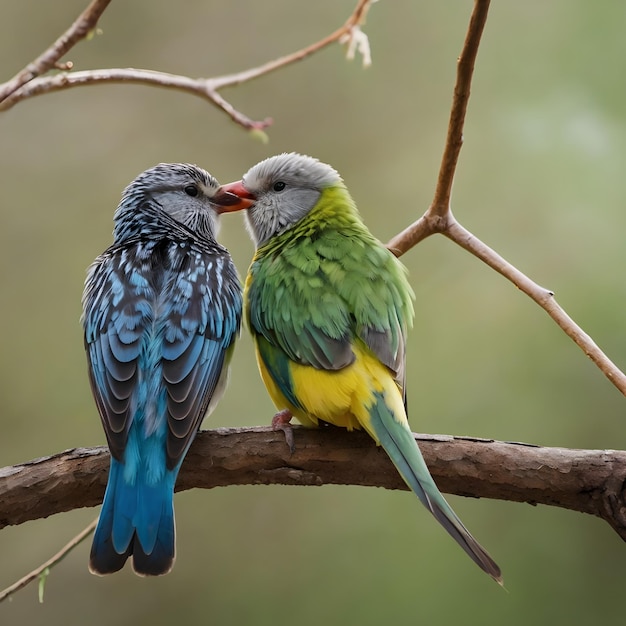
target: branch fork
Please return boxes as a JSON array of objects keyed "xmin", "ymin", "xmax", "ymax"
[{"xmin": 0, "ymin": 0, "xmax": 375, "ymax": 130}]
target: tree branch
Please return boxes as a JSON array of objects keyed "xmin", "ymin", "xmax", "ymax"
[
  {"xmin": 444, "ymin": 221, "xmax": 626, "ymax": 394},
  {"xmin": 0, "ymin": 69, "xmax": 272, "ymax": 130},
  {"xmin": 0, "ymin": 0, "xmax": 111, "ymax": 103},
  {"xmin": 386, "ymin": 0, "xmax": 626, "ymax": 398},
  {"xmin": 0, "ymin": 0, "xmax": 374, "ymax": 130},
  {"xmin": 0, "ymin": 518, "xmax": 97, "ymax": 603},
  {"xmin": 431, "ymin": 0, "xmax": 490, "ymax": 218},
  {"xmin": 209, "ymin": 0, "xmax": 374, "ymax": 90},
  {"xmin": 387, "ymin": 0, "xmax": 491, "ymax": 252},
  {"xmin": 2, "ymin": 427, "xmax": 626, "ymax": 541}
]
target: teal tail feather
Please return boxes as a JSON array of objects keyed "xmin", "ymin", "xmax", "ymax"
[
  {"xmin": 89, "ymin": 459, "xmax": 176, "ymax": 576},
  {"xmin": 368, "ymin": 393, "xmax": 503, "ymax": 584}
]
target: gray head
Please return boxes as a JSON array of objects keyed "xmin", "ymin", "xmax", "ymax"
[
  {"xmin": 217, "ymin": 153, "xmax": 342, "ymax": 246},
  {"xmin": 114, "ymin": 163, "xmax": 238, "ymax": 241}
]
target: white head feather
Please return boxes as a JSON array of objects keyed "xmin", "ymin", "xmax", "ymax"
[{"xmin": 241, "ymin": 153, "xmax": 342, "ymax": 246}]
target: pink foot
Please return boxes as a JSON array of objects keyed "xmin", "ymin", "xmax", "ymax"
[{"xmin": 272, "ymin": 409, "xmax": 295, "ymax": 454}]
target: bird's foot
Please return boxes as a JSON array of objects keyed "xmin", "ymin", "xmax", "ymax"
[{"xmin": 272, "ymin": 409, "xmax": 295, "ymax": 454}]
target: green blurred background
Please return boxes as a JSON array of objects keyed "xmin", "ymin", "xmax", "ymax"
[{"xmin": 2, "ymin": 1, "xmax": 626, "ymax": 624}]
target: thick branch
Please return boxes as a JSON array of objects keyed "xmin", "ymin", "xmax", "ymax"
[{"xmin": 2, "ymin": 427, "xmax": 626, "ymax": 541}]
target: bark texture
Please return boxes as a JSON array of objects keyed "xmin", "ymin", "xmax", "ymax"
[{"xmin": 2, "ymin": 426, "xmax": 625, "ymax": 540}]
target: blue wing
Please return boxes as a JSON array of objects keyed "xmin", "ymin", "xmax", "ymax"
[
  {"xmin": 83, "ymin": 246, "xmax": 146, "ymax": 460},
  {"xmin": 83, "ymin": 240, "xmax": 242, "ymax": 468},
  {"xmin": 160, "ymin": 246, "xmax": 242, "ymax": 466}
]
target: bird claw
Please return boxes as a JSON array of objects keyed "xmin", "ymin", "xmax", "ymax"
[{"xmin": 272, "ymin": 410, "xmax": 295, "ymax": 454}]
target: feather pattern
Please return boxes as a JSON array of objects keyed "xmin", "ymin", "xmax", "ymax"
[
  {"xmin": 246, "ymin": 184, "xmax": 412, "ymax": 386},
  {"xmin": 234, "ymin": 153, "xmax": 501, "ymax": 583},
  {"xmin": 83, "ymin": 163, "xmax": 241, "ymax": 575}
]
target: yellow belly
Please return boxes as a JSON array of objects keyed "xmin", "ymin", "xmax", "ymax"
[{"xmin": 255, "ymin": 340, "xmax": 408, "ymax": 439}]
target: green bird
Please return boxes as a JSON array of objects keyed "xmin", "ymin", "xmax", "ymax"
[{"xmin": 218, "ymin": 153, "xmax": 502, "ymax": 583}]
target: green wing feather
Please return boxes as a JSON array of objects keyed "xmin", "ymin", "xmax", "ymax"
[
  {"xmin": 246, "ymin": 184, "xmax": 414, "ymax": 384},
  {"xmin": 255, "ymin": 334, "xmax": 304, "ymax": 411}
]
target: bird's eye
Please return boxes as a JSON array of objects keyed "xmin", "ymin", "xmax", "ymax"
[
  {"xmin": 184, "ymin": 185, "xmax": 199, "ymax": 197},
  {"xmin": 272, "ymin": 181, "xmax": 286, "ymax": 192}
]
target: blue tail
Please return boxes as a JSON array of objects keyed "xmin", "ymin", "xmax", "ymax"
[{"xmin": 90, "ymin": 459, "xmax": 177, "ymax": 576}]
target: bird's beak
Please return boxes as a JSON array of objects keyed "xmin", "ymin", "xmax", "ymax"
[{"xmin": 213, "ymin": 181, "xmax": 256, "ymax": 213}]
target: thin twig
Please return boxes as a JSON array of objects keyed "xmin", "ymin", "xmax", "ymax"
[
  {"xmin": 0, "ymin": 518, "xmax": 97, "ymax": 603},
  {"xmin": 444, "ymin": 220, "xmax": 626, "ymax": 394},
  {"xmin": 0, "ymin": 0, "xmax": 375, "ymax": 130},
  {"xmin": 430, "ymin": 0, "xmax": 491, "ymax": 217},
  {"xmin": 0, "ymin": 69, "xmax": 272, "ymax": 130},
  {"xmin": 0, "ymin": 0, "xmax": 111, "ymax": 103},
  {"xmin": 387, "ymin": 0, "xmax": 491, "ymax": 254},
  {"xmin": 209, "ymin": 0, "xmax": 373, "ymax": 90}
]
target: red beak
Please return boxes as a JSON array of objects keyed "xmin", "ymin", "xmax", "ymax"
[{"xmin": 213, "ymin": 180, "xmax": 256, "ymax": 213}]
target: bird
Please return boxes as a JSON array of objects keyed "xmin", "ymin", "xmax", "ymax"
[
  {"xmin": 216, "ymin": 153, "xmax": 502, "ymax": 583},
  {"xmin": 82, "ymin": 163, "xmax": 242, "ymax": 576}
]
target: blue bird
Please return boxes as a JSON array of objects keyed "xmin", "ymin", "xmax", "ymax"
[{"xmin": 82, "ymin": 164, "xmax": 242, "ymax": 576}]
